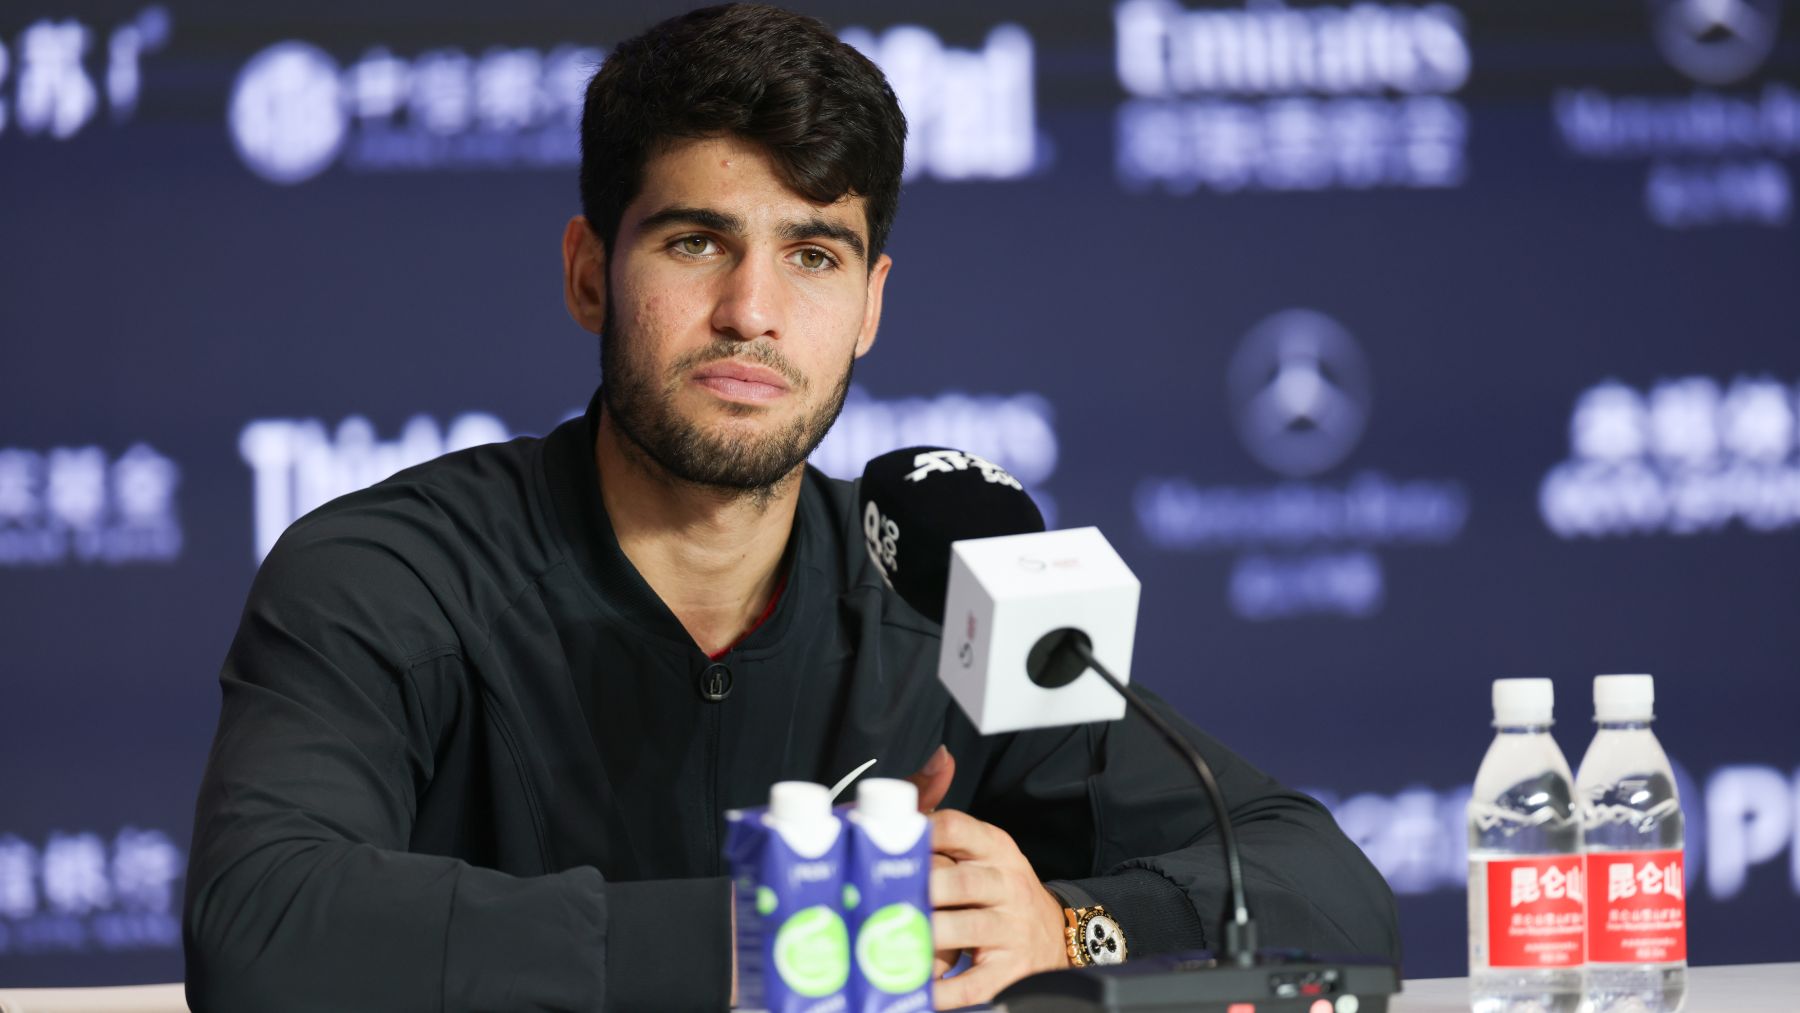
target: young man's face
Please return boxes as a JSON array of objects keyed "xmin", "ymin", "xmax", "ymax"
[{"xmin": 582, "ymin": 134, "xmax": 891, "ymax": 492}]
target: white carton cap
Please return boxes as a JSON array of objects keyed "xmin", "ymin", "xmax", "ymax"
[
  {"xmin": 856, "ymin": 778, "xmax": 919, "ymax": 821},
  {"xmin": 1492, "ymin": 678, "xmax": 1554, "ymax": 726},
  {"xmin": 1594, "ymin": 674, "xmax": 1655, "ymax": 722},
  {"xmin": 769, "ymin": 781, "xmax": 830, "ymax": 824}
]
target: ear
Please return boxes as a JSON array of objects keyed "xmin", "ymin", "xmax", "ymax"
[
  {"xmin": 562, "ymin": 216, "xmax": 607, "ymax": 335},
  {"xmin": 853, "ymin": 253, "xmax": 892, "ymax": 360}
]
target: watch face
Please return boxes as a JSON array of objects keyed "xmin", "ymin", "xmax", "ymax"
[{"xmin": 1082, "ymin": 913, "xmax": 1127, "ymax": 966}]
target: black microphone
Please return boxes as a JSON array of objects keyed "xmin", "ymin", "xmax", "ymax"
[
  {"xmin": 857, "ymin": 446, "xmax": 1045, "ymax": 625},
  {"xmin": 857, "ymin": 446, "xmax": 1400, "ymax": 1013}
]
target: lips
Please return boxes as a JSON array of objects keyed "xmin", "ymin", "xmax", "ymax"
[{"xmin": 691, "ymin": 360, "xmax": 792, "ymax": 403}]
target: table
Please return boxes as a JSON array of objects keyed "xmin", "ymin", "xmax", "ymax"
[{"xmin": 1391, "ymin": 962, "xmax": 1800, "ymax": 1012}]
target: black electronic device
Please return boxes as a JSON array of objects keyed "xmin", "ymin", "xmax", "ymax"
[
  {"xmin": 857, "ymin": 448, "xmax": 1403, "ymax": 1013},
  {"xmin": 993, "ymin": 949, "xmax": 1400, "ymax": 1012}
]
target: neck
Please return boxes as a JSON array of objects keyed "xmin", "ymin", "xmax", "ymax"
[{"xmin": 594, "ymin": 405, "xmax": 800, "ymax": 656}]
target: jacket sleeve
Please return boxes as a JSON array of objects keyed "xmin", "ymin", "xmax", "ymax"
[
  {"xmin": 182, "ymin": 530, "xmax": 731, "ymax": 1013},
  {"xmin": 959, "ymin": 685, "xmax": 1401, "ymax": 964}
]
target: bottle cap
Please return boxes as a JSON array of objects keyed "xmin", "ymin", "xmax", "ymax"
[
  {"xmin": 1492, "ymin": 678, "xmax": 1554, "ymax": 726},
  {"xmin": 769, "ymin": 781, "xmax": 831, "ymax": 824},
  {"xmin": 856, "ymin": 778, "xmax": 919, "ymax": 821},
  {"xmin": 1594, "ymin": 674, "xmax": 1655, "ymax": 722}
]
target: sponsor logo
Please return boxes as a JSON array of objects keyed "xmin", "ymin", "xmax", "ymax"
[
  {"xmin": 1135, "ymin": 309, "xmax": 1468, "ymax": 620},
  {"xmin": 1228, "ymin": 309, "xmax": 1372, "ymax": 478},
  {"xmin": 0, "ymin": 443, "xmax": 181, "ymax": 567},
  {"xmin": 0, "ymin": 827, "xmax": 183, "ymax": 956},
  {"xmin": 231, "ymin": 21, "xmax": 1042, "ymax": 187},
  {"xmin": 1539, "ymin": 374, "xmax": 1800, "ymax": 538},
  {"xmin": 1113, "ymin": 0, "xmax": 1470, "ymax": 194},
  {"xmin": 1310, "ymin": 761, "xmax": 1800, "ymax": 902},
  {"xmin": 812, "ymin": 385, "xmax": 1060, "ymax": 524},
  {"xmin": 239, "ymin": 412, "xmax": 516, "ymax": 561},
  {"xmin": 0, "ymin": 7, "xmax": 168, "ymax": 140},
  {"xmin": 841, "ymin": 23, "xmax": 1044, "ymax": 181},
  {"xmin": 228, "ymin": 38, "xmax": 605, "ymax": 183},
  {"xmin": 1650, "ymin": 0, "xmax": 1782, "ymax": 86},
  {"xmin": 1553, "ymin": 0, "xmax": 1795, "ymax": 228}
]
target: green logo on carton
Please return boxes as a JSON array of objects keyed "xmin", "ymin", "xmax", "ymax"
[
  {"xmin": 773, "ymin": 905, "xmax": 850, "ymax": 997},
  {"xmin": 855, "ymin": 902, "xmax": 933, "ymax": 994}
]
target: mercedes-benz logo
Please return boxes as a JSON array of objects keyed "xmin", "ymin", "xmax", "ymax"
[
  {"xmin": 1226, "ymin": 309, "xmax": 1372, "ymax": 479},
  {"xmin": 1650, "ymin": 0, "xmax": 1781, "ymax": 85}
]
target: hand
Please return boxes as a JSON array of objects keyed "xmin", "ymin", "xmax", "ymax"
[
  {"xmin": 903, "ymin": 745, "xmax": 968, "ymax": 980},
  {"xmin": 927, "ymin": 809, "xmax": 1070, "ymax": 1008},
  {"xmin": 902, "ymin": 744, "xmax": 955, "ymax": 812}
]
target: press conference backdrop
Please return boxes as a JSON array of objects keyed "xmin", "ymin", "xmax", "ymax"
[{"xmin": 3, "ymin": 0, "xmax": 1797, "ymax": 987}]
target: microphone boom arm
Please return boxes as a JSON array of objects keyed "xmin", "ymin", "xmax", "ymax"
[{"xmin": 1059, "ymin": 634, "xmax": 1258, "ymax": 968}]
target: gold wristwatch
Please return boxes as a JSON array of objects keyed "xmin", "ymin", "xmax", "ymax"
[{"xmin": 1062, "ymin": 903, "xmax": 1128, "ymax": 967}]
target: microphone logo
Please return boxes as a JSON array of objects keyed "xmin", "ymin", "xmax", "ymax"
[
  {"xmin": 862, "ymin": 501, "xmax": 900, "ymax": 577},
  {"xmin": 958, "ymin": 612, "xmax": 977, "ymax": 668},
  {"xmin": 903, "ymin": 449, "xmax": 1024, "ymax": 490}
]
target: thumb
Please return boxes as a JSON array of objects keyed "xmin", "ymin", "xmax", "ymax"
[{"xmin": 903, "ymin": 745, "xmax": 955, "ymax": 813}]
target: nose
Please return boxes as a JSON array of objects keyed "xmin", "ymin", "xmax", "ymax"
[{"xmin": 710, "ymin": 249, "xmax": 782, "ymax": 342}]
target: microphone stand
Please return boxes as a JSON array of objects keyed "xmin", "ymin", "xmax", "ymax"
[
  {"xmin": 995, "ymin": 628, "xmax": 1401, "ymax": 1012},
  {"xmin": 1063, "ymin": 636, "xmax": 1257, "ymax": 966}
]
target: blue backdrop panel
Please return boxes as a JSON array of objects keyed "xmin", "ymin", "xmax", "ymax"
[{"xmin": 2, "ymin": 0, "xmax": 1797, "ymax": 987}]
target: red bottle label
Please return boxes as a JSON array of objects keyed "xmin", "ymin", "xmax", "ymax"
[
  {"xmin": 1484, "ymin": 856, "xmax": 1586, "ymax": 967},
  {"xmin": 1586, "ymin": 849, "xmax": 1687, "ymax": 964}
]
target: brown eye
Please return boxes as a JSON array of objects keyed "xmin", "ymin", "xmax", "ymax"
[
  {"xmin": 681, "ymin": 236, "xmax": 710, "ymax": 255},
  {"xmin": 799, "ymin": 249, "xmax": 831, "ymax": 270}
]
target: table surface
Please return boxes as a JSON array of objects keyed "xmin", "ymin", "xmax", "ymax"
[
  {"xmin": 1390, "ymin": 962, "xmax": 1800, "ymax": 1012},
  {"xmin": 0, "ymin": 962, "xmax": 1793, "ymax": 1012}
]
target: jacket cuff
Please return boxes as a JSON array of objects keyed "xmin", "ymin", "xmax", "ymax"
[
  {"xmin": 1048, "ymin": 868, "xmax": 1207, "ymax": 957},
  {"xmin": 604, "ymin": 876, "xmax": 732, "ymax": 1011}
]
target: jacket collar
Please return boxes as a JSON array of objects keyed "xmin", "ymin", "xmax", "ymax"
[{"xmin": 541, "ymin": 386, "xmax": 816, "ymax": 660}]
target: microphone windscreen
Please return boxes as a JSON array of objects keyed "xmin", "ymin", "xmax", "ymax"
[{"xmin": 857, "ymin": 447, "xmax": 1045, "ymax": 623}]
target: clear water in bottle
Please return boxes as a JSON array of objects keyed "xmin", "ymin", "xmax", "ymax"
[
  {"xmin": 1577, "ymin": 675, "xmax": 1687, "ymax": 1013},
  {"xmin": 1468, "ymin": 678, "xmax": 1584, "ymax": 1013}
]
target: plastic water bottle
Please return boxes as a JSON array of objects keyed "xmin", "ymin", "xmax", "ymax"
[
  {"xmin": 1577, "ymin": 674, "xmax": 1687, "ymax": 1013},
  {"xmin": 1468, "ymin": 678, "xmax": 1585, "ymax": 1013}
]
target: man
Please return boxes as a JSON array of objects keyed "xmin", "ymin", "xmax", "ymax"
[{"xmin": 183, "ymin": 5, "xmax": 1399, "ymax": 1010}]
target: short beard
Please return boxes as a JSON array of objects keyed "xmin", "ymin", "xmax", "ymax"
[{"xmin": 600, "ymin": 295, "xmax": 854, "ymax": 500}]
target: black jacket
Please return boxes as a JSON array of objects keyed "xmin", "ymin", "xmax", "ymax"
[{"xmin": 183, "ymin": 391, "xmax": 1399, "ymax": 1011}]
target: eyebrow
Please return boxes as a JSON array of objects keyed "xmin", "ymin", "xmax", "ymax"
[{"xmin": 638, "ymin": 205, "xmax": 867, "ymax": 263}]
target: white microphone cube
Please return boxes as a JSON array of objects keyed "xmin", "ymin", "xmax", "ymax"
[{"xmin": 936, "ymin": 527, "xmax": 1139, "ymax": 734}]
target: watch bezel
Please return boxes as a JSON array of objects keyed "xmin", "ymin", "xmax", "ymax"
[{"xmin": 1078, "ymin": 908, "xmax": 1128, "ymax": 966}]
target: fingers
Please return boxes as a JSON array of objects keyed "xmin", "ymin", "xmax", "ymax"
[
  {"xmin": 931, "ymin": 906, "xmax": 1010, "ymax": 951},
  {"xmin": 930, "ymin": 860, "xmax": 1009, "ymax": 910},
  {"xmin": 933, "ymin": 949, "xmax": 959, "ymax": 979},
  {"xmin": 902, "ymin": 745, "xmax": 955, "ymax": 812},
  {"xmin": 932, "ymin": 958, "xmax": 1014, "ymax": 1011},
  {"xmin": 929, "ymin": 808, "xmax": 1009, "ymax": 862}
]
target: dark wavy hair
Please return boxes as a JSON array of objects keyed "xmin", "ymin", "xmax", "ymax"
[{"xmin": 579, "ymin": 4, "xmax": 907, "ymax": 265}]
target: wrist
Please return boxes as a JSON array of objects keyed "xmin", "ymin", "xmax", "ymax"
[{"xmin": 1040, "ymin": 883, "xmax": 1078, "ymax": 970}]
